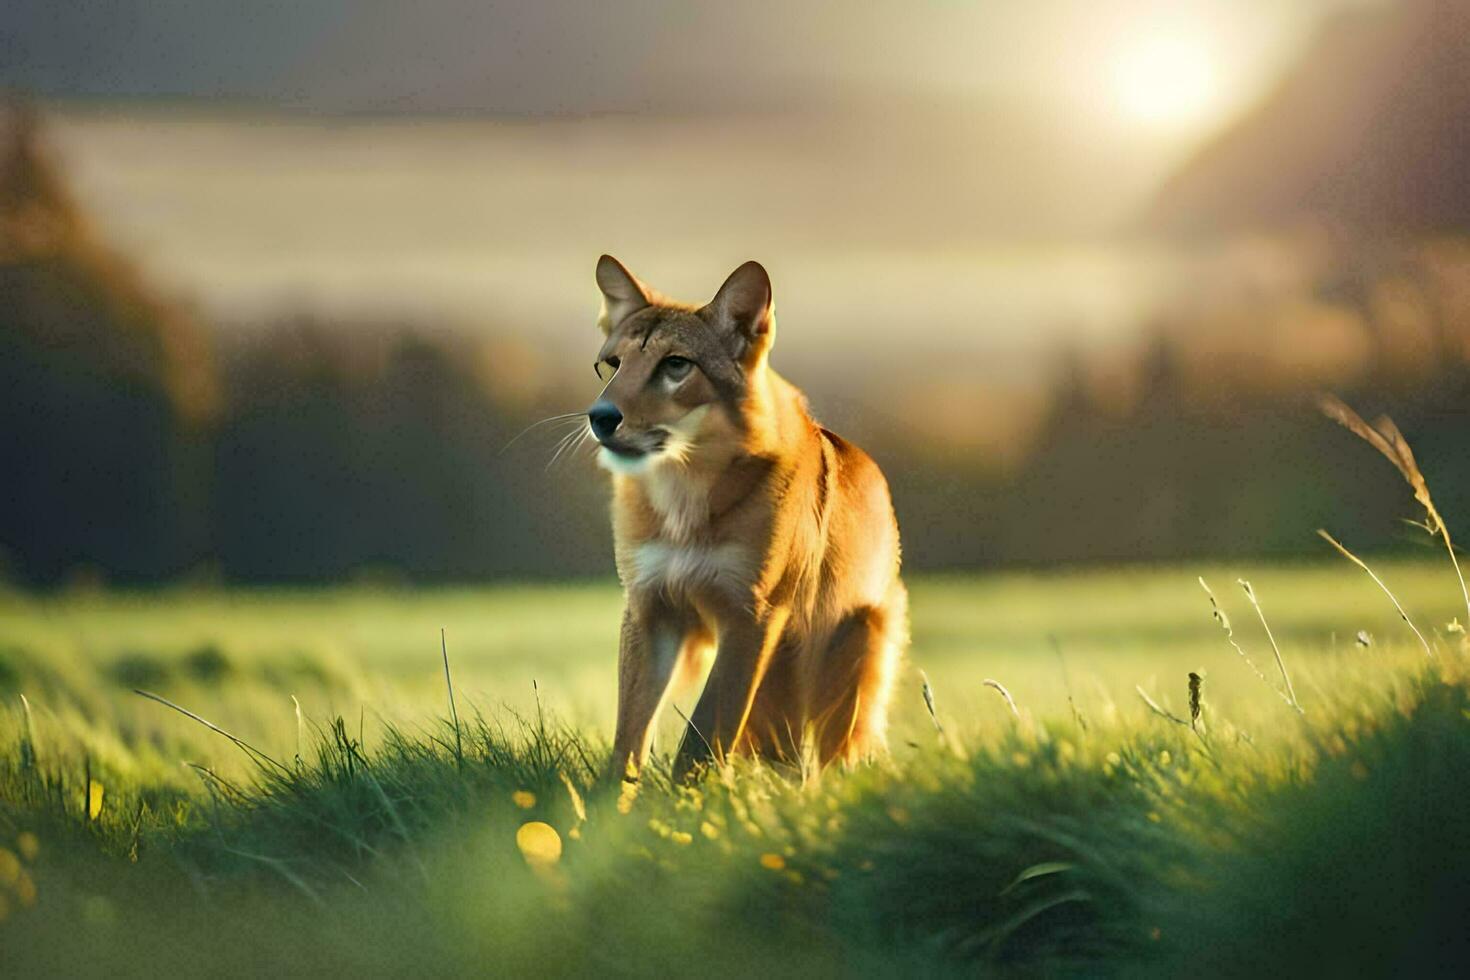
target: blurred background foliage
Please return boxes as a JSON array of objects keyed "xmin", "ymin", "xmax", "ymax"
[{"xmin": 2, "ymin": 0, "xmax": 1469, "ymax": 586}]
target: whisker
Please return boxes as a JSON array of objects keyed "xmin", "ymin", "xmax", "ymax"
[
  {"xmin": 548, "ymin": 422, "xmax": 598, "ymax": 471},
  {"xmin": 573, "ymin": 429, "xmax": 599, "ymax": 464},
  {"xmin": 512, "ymin": 416, "xmax": 585, "ymax": 458},
  {"xmin": 563, "ymin": 427, "xmax": 600, "ymax": 468},
  {"xmin": 545, "ymin": 427, "xmax": 582, "ymax": 471},
  {"xmin": 500, "ymin": 412, "xmax": 585, "ymax": 455}
]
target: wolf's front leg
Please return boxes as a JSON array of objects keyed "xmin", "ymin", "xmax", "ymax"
[
  {"xmin": 674, "ymin": 607, "xmax": 789, "ymax": 778},
  {"xmin": 609, "ymin": 600, "xmax": 701, "ymax": 782}
]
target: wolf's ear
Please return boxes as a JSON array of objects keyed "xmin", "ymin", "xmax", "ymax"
[
  {"xmin": 596, "ymin": 254, "xmax": 651, "ymax": 334},
  {"xmin": 703, "ymin": 260, "xmax": 774, "ymax": 359}
]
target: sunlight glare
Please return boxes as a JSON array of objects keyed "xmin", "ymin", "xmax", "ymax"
[
  {"xmin": 515, "ymin": 821, "xmax": 563, "ymax": 868},
  {"xmin": 1112, "ymin": 33, "xmax": 1218, "ymax": 127}
]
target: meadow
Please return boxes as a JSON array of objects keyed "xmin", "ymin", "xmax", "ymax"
[{"xmin": 0, "ymin": 558, "xmax": 1467, "ymax": 976}]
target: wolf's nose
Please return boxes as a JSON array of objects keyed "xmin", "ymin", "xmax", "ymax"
[{"xmin": 588, "ymin": 401, "xmax": 623, "ymax": 443}]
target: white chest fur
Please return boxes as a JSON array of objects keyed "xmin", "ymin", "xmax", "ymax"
[
  {"xmin": 640, "ymin": 464, "xmax": 712, "ymax": 543},
  {"xmin": 633, "ymin": 541, "xmax": 754, "ymax": 595}
]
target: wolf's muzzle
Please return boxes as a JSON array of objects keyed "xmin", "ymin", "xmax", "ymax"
[{"xmin": 587, "ymin": 401, "xmax": 623, "ymax": 443}]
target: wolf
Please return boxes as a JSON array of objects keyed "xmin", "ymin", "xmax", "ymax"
[{"xmin": 588, "ymin": 255, "xmax": 907, "ymax": 780}]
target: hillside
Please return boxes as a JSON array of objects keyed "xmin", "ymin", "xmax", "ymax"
[
  {"xmin": 0, "ymin": 101, "xmax": 216, "ymax": 581},
  {"xmin": 1145, "ymin": 0, "xmax": 1470, "ymax": 236}
]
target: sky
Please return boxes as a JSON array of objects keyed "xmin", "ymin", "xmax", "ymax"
[
  {"xmin": 5, "ymin": 0, "xmax": 1392, "ymax": 381},
  {"xmin": 4, "ymin": 1, "xmax": 1365, "ymax": 124}
]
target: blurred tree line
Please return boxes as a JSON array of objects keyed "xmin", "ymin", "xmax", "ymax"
[
  {"xmin": 0, "ymin": 105, "xmax": 606, "ymax": 584},
  {"xmin": 2, "ymin": 106, "xmax": 1467, "ymax": 586}
]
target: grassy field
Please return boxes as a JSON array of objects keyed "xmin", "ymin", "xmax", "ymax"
[{"xmin": 1, "ymin": 561, "xmax": 1468, "ymax": 975}]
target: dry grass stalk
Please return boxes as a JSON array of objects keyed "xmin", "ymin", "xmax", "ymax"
[
  {"xmin": 1317, "ymin": 529, "xmax": 1434, "ymax": 659},
  {"xmin": 1237, "ymin": 579, "xmax": 1302, "ymax": 713},
  {"xmin": 1049, "ymin": 635, "xmax": 1087, "ymax": 731},
  {"xmin": 1136, "ymin": 685, "xmax": 1188, "ymax": 727},
  {"xmin": 1137, "ymin": 678, "xmax": 1212, "ymax": 755},
  {"xmin": 919, "ymin": 669, "xmax": 943, "ymax": 734},
  {"xmin": 982, "ymin": 678, "xmax": 1021, "ymax": 720},
  {"xmin": 291, "ymin": 694, "xmax": 305, "ymax": 769},
  {"xmin": 19, "ymin": 692, "xmax": 37, "ymax": 769},
  {"xmin": 1319, "ymin": 394, "xmax": 1470, "ymax": 626},
  {"xmin": 1199, "ymin": 577, "xmax": 1302, "ymax": 714},
  {"xmin": 1187, "ymin": 672, "xmax": 1203, "ymax": 731}
]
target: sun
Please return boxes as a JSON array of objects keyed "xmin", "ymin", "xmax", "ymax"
[{"xmin": 1111, "ymin": 34, "xmax": 1219, "ymax": 127}]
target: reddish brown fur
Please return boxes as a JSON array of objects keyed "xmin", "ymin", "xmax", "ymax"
[{"xmin": 590, "ymin": 255, "xmax": 906, "ymax": 780}]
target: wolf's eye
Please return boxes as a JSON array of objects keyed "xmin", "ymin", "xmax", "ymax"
[{"xmin": 659, "ymin": 356, "xmax": 693, "ymax": 382}]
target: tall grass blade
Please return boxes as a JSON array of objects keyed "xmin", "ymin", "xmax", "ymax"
[
  {"xmin": 133, "ymin": 688, "xmax": 292, "ymax": 775},
  {"xmin": 441, "ymin": 628, "xmax": 463, "ymax": 768},
  {"xmin": 1317, "ymin": 529, "xmax": 1434, "ymax": 658}
]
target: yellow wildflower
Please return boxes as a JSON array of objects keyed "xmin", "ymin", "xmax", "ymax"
[{"xmin": 13, "ymin": 871, "xmax": 35, "ymax": 907}]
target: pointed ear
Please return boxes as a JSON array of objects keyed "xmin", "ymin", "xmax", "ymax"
[
  {"xmin": 703, "ymin": 260, "xmax": 774, "ymax": 358},
  {"xmin": 596, "ymin": 254, "xmax": 651, "ymax": 334}
]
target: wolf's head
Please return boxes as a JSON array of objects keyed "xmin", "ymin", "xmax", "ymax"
[{"xmin": 587, "ymin": 255, "xmax": 776, "ymax": 476}]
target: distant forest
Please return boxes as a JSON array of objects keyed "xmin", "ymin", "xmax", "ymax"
[{"xmin": 2, "ymin": 103, "xmax": 1468, "ymax": 586}]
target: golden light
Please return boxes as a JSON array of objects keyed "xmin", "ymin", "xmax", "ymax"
[
  {"xmin": 1112, "ymin": 34, "xmax": 1218, "ymax": 126},
  {"xmin": 515, "ymin": 820, "xmax": 563, "ymax": 868}
]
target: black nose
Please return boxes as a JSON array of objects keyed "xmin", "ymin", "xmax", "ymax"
[{"xmin": 588, "ymin": 401, "xmax": 623, "ymax": 443}]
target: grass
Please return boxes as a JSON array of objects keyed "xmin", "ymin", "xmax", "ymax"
[{"xmin": 0, "ymin": 560, "xmax": 1467, "ymax": 976}]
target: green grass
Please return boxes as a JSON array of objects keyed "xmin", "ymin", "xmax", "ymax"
[{"xmin": 0, "ymin": 562, "xmax": 1467, "ymax": 976}]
